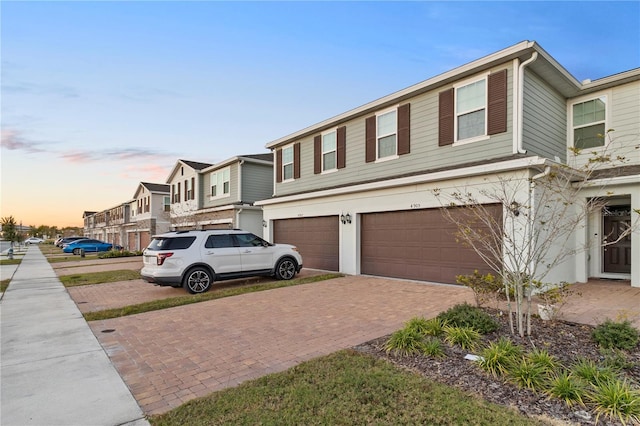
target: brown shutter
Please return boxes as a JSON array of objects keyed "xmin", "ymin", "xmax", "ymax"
[
  {"xmin": 184, "ymin": 180, "xmax": 188, "ymax": 201},
  {"xmin": 293, "ymin": 142, "xmax": 301, "ymax": 179},
  {"xmin": 487, "ymin": 69, "xmax": 507, "ymax": 135},
  {"xmin": 191, "ymin": 177, "xmax": 195, "ymax": 200},
  {"xmin": 314, "ymin": 135, "xmax": 322, "ymax": 174},
  {"xmin": 439, "ymin": 88, "xmax": 454, "ymax": 146},
  {"xmin": 337, "ymin": 126, "xmax": 346, "ymax": 169},
  {"xmin": 365, "ymin": 116, "xmax": 376, "ymax": 162},
  {"xmin": 276, "ymin": 149, "xmax": 282, "ymax": 183},
  {"xmin": 397, "ymin": 103, "xmax": 410, "ymax": 155}
]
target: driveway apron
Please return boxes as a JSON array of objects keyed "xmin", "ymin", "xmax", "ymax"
[{"xmin": 89, "ymin": 276, "xmax": 475, "ymax": 415}]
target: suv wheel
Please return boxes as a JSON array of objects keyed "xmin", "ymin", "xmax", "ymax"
[
  {"xmin": 275, "ymin": 258, "xmax": 297, "ymax": 280},
  {"xmin": 184, "ymin": 267, "xmax": 213, "ymax": 294}
]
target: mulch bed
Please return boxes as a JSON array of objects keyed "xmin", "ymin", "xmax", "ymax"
[{"xmin": 354, "ymin": 308, "xmax": 640, "ymax": 426}]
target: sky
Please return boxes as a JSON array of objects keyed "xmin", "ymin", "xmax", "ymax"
[{"xmin": 2, "ymin": 1, "xmax": 639, "ymax": 228}]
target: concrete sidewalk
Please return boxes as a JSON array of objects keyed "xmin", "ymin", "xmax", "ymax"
[{"xmin": 1, "ymin": 246, "xmax": 148, "ymax": 426}]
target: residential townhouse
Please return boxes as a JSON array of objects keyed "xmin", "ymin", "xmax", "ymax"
[
  {"xmin": 168, "ymin": 154, "xmax": 273, "ymax": 236},
  {"xmin": 83, "ymin": 182, "xmax": 170, "ymax": 250},
  {"xmin": 257, "ymin": 40, "xmax": 640, "ymax": 288}
]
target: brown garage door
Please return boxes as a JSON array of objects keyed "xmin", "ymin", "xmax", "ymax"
[
  {"xmin": 361, "ymin": 205, "xmax": 502, "ymax": 284},
  {"xmin": 273, "ymin": 216, "xmax": 339, "ymax": 271},
  {"xmin": 140, "ymin": 231, "xmax": 151, "ymax": 250}
]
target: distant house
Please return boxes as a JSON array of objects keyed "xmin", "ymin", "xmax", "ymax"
[
  {"xmin": 83, "ymin": 182, "xmax": 170, "ymax": 250},
  {"xmin": 257, "ymin": 40, "xmax": 639, "ymax": 288},
  {"xmin": 167, "ymin": 154, "xmax": 273, "ymax": 236}
]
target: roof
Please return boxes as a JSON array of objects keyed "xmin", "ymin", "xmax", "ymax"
[
  {"xmin": 201, "ymin": 153, "xmax": 273, "ymax": 173},
  {"xmin": 265, "ymin": 40, "xmax": 640, "ymax": 150},
  {"xmin": 180, "ymin": 159, "xmax": 213, "ymax": 170},
  {"xmin": 140, "ymin": 182, "xmax": 170, "ymax": 193}
]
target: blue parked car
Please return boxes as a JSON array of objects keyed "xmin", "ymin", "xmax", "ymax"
[{"xmin": 63, "ymin": 239, "xmax": 122, "ymax": 255}]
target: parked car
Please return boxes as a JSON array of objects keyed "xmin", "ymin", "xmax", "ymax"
[
  {"xmin": 141, "ymin": 229, "xmax": 303, "ymax": 294},
  {"xmin": 56, "ymin": 236, "xmax": 85, "ymax": 248},
  {"xmin": 25, "ymin": 237, "xmax": 44, "ymax": 244},
  {"xmin": 62, "ymin": 239, "xmax": 121, "ymax": 255}
]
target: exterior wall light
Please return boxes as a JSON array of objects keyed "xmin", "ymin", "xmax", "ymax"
[
  {"xmin": 509, "ymin": 202, "xmax": 521, "ymax": 216},
  {"xmin": 262, "ymin": 220, "xmax": 267, "ymax": 228},
  {"xmin": 340, "ymin": 213, "xmax": 352, "ymax": 225}
]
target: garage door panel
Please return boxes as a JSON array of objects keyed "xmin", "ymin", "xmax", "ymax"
[
  {"xmin": 274, "ymin": 216, "xmax": 339, "ymax": 271},
  {"xmin": 361, "ymin": 205, "xmax": 501, "ymax": 284}
]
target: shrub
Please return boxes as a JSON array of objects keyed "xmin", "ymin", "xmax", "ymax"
[
  {"xmin": 508, "ymin": 358, "xmax": 548, "ymax": 391},
  {"xmin": 385, "ymin": 328, "xmax": 425, "ymax": 356},
  {"xmin": 456, "ymin": 270, "xmax": 503, "ymax": 307},
  {"xmin": 443, "ymin": 326, "xmax": 480, "ymax": 351},
  {"xmin": 422, "ymin": 337, "xmax": 445, "ymax": 358},
  {"xmin": 600, "ymin": 348, "xmax": 638, "ymax": 372},
  {"xmin": 98, "ymin": 250, "xmax": 142, "ymax": 259},
  {"xmin": 587, "ymin": 378, "xmax": 640, "ymax": 425},
  {"xmin": 477, "ymin": 337, "xmax": 522, "ymax": 377},
  {"xmin": 404, "ymin": 317, "xmax": 430, "ymax": 335},
  {"xmin": 571, "ymin": 357, "xmax": 619, "ymax": 386},
  {"xmin": 526, "ymin": 348, "xmax": 560, "ymax": 373},
  {"xmin": 436, "ymin": 303, "xmax": 498, "ymax": 334},
  {"xmin": 545, "ymin": 370, "xmax": 586, "ymax": 407},
  {"xmin": 592, "ymin": 319, "xmax": 639, "ymax": 351},
  {"xmin": 423, "ymin": 317, "xmax": 448, "ymax": 337}
]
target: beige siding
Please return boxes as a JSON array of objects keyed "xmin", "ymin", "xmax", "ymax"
[
  {"xmin": 522, "ymin": 69, "xmax": 567, "ymax": 161},
  {"xmin": 276, "ymin": 65, "xmax": 514, "ymax": 197},
  {"xmin": 201, "ymin": 163, "xmax": 240, "ymax": 208},
  {"xmin": 611, "ymin": 80, "xmax": 640, "ymax": 166}
]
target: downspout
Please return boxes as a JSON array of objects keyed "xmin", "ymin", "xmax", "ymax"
[
  {"xmin": 515, "ymin": 52, "xmax": 539, "ymax": 154},
  {"xmin": 235, "ymin": 208, "xmax": 243, "ymax": 230},
  {"xmin": 238, "ymin": 159, "xmax": 244, "ymax": 203}
]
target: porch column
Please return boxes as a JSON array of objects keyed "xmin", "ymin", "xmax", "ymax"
[{"xmin": 632, "ymin": 186, "xmax": 640, "ymax": 288}]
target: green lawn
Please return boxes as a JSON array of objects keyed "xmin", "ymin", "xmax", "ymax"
[
  {"xmin": 84, "ymin": 273, "xmax": 342, "ymax": 321},
  {"xmin": 60, "ymin": 270, "xmax": 141, "ymax": 287},
  {"xmin": 149, "ymin": 350, "xmax": 546, "ymax": 426}
]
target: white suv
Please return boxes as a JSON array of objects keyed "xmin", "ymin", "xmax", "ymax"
[{"xmin": 141, "ymin": 230, "xmax": 303, "ymax": 294}]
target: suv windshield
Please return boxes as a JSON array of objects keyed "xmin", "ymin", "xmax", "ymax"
[{"xmin": 147, "ymin": 236, "xmax": 196, "ymax": 251}]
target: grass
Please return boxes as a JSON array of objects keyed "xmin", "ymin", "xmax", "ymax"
[
  {"xmin": 60, "ymin": 270, "xmax": 142, "ymax": 287},
  {"xmin": 0, "ymin": 258, "xmax": 22, "ymax": 265},
  {"xmin": 1, "ymin": 279, "xmax": 10, "ymax": 293},
  {"xmin": 84, "ymin": 273, "xmax": 343, "ymax": 321},
  {"xmin": 48, "ymin": 254, "xmax": 102, "ymax": 263},
  {"xmin": 149, "ymin": 350, "xmax": 547, "ymax": 426}
]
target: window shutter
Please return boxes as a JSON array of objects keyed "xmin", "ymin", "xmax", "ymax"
[
  {"xmin": 365, "ymin": 116, "xmax": 376, "ymax": 162},
  {"xmin": 487, "ymin": 69, "xmax": 507, "ymax": 135},
  {"xmin": 276, "ymin": 149, "xmax": 282, "ymax": 183},
  {"xmin": 294, "ymin": 142, "xmax": 301, "ymax": 179},
  {"xmin": 439, "ymin": 88, "xmax": 454, "ymax": 146},
  {"xmin": 191, "ymin": 177, "xmax": 195, "ymax": 200},
  {"xmin": 184, "ymin": 180, "xmax": 188, "ymax": 202},
  {"xmin": 397, "ymin": 103, "xmax": 410, "ymax": 155},
  {"xmin": 337, "ymin": 126, "xmax": 346, "ymax": 169},
  {"xmin": 314, "ymin": 135, "xmax": 321, "ymax": 174}
]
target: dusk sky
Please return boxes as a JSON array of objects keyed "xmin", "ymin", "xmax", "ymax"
[{"xmin": 2, "ymin": 1, "xmax": 639, "ymax": 228}]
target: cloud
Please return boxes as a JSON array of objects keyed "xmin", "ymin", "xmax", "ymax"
[{"xmin": 0, "ymin": 129, "xmax": 47, "ymax": 153}]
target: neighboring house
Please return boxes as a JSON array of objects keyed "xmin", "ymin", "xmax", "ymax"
[
  {"xmin": 167, "ymin": 154, "xmax": 273, "ymax": 236},
  {"xmin": 257, "ymin": 40, "xmax": 639, "ymax": 288},
  {"xmin": 124, "ymin": 182, "xmax": 171, "ymax": 250},
  {"xmin": 83, "ymin": 182, "xmax": 170, "ymax": 250}
]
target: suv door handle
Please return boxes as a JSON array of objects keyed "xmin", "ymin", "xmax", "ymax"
[{"xmin": 242, "ymin": 250, "xmax": 252, "ymax": 253}]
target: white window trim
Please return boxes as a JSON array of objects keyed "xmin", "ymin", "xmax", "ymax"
[
  {"xmin": 209, "ymin": 167, "xmax": 231, "ymax": 200},
  {"xmin": 321, "ymin": 128, "xmax": 338, "ymax": 173},
  {"xmin": 281, "ymin": 144, "xmax": 295, "ymax": 182},
  {"xmin": 453, "ymin": 72, "xmax": 489, "ymax": 144},
  {"xmin": 375, "ymin": 105, "xmax": 399, "ymax": 163},
  {"xmin": 568, "ymin": 91, "xmax": 611, "ymax": 151}
]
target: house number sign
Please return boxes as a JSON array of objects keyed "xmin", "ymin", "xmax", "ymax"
[{"xmin": 603, "ymin": 207, "xmax": 631, "ymax": 217}]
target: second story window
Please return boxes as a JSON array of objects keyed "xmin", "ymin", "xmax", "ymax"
[
  {"xmin": 282, "ymin": 145, "xmax": 294, "ymax": 180},
  {"xmin": 377, "ymin": 109, "xmax": 397, "ymax": 159},
  {"xmin": 163, "ymin": 196, "xmax": 170, "ymax": 212},
  {"xmin": 572, "ymin": 96, "xmax": 606, "ymax": 149},
  {"xmin": 456, "ymin": 78, "xmax": 486, "ymax": 141},
  {"xmin": 210, "ymin": 168, "xmax": 230, "ymax": 199},
  {"xmin": 322, "ymin": 131, "xmax": 337, "ymax": 171}
]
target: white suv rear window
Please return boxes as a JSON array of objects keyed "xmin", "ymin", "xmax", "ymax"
[{"xmin": 147, "ymin": 236, "xmax": 196, "ymax": 251}]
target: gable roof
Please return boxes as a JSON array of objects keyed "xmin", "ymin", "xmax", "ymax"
[
  {"xmin": 166, "ymin": 159, "xmax": 214, "ymax": 183},
  {"xmin": 202, "ymin": 153, "xmax": 273, "ymax": 173},
  {"xmin": 133, "ymin": 182, "xmax": 170, "ymax": 199},
  {"xmin": 265, "ymin": 40, "xmax": 640, "ymax": 150}
]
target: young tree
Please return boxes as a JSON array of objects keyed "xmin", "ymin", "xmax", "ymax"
[
  {"xmin": 433, "ymin": 131, "xmax": 639, "ymax": 337},
  {"xmin": 1, "ymin": 216, "xmax": 19, "ymax": 245}
]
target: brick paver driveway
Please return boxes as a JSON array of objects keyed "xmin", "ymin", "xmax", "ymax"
[{"xmin": 88, "ymin": 275, "xmax": 474, "ymax": 415}]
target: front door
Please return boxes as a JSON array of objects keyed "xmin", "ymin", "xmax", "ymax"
[{"xmin": 602, "ymin": 206, "xmax": 632, "ymax": 274}]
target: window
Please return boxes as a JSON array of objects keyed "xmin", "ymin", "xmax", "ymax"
[
  {"xmin": 234, "ymin": 233, "xmax": 268, "ymax": 247},
  {"xmin": 572, "ymin": 96, "xmax": 606, "ymax": 149},
  {"xmin": 322, "ymin": 131, "xmax": 337, "ymax": 171},
  {"xmin": 282, "ymin": 145, "xmax": 294, "ymax": 180},
  {"xmin": 205, "ymin": 234, "xmax": 234, "ymax": 249},
  {"xmin": 377, "ymin": 109, "xmax": 397, "ymax": 159},
  {"xmin": 210, "ymin": 167, "xmax": 230, "ymax": 198},
  {"xmin": 163, "ymin": 196, "xmax": 170, "ymax": 212},
  {"xmin": 456, "ymin": 78, "xmax": 486, "ymax": 141}
]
